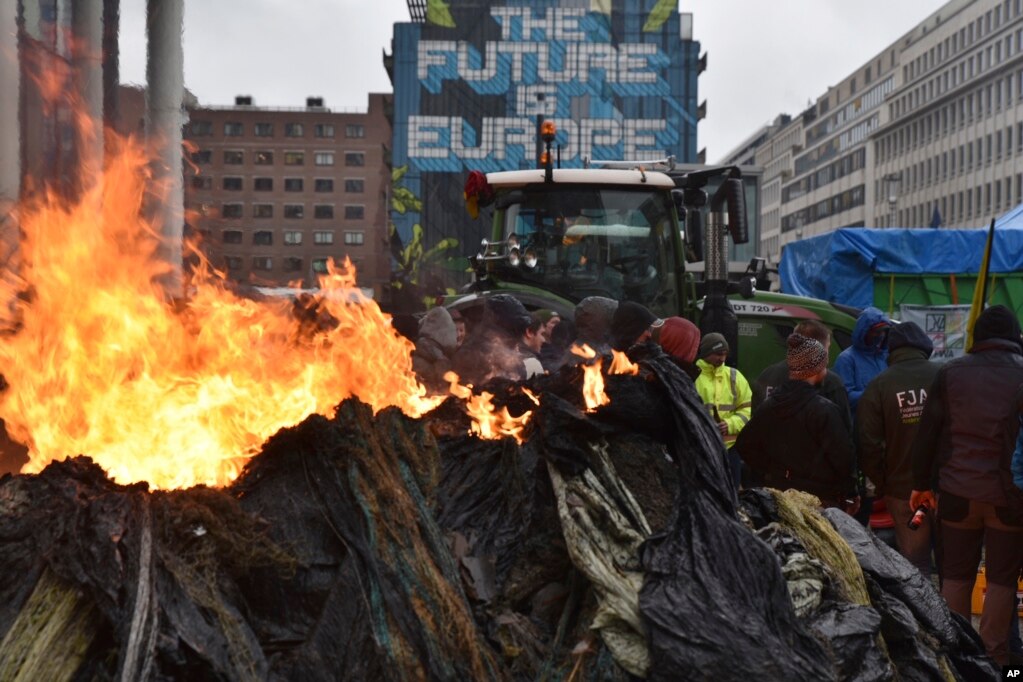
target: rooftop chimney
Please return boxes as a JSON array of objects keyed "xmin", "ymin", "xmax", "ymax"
[
  {"xmin": 306, "ymin": 97, "xmax": 324, "ymax": 108},
  {"xmin": 235, "ymin": 95, "xmax": 253, "ymax": 106}
]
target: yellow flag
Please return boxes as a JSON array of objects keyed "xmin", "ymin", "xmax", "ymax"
[
  {"xmin": 643, "ymin": 0, "xmax": 676, "ymax": 32},
  {"xmin": 426, "ymin": 0, "xmax": 456, "ymax": 27},
  {"xmin": 966, "ymin": 218, "xmax": 996, "ymax": 350}
]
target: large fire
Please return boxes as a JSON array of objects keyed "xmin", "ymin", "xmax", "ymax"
[{"xmin": 0, "ymin": 136, "xmax": 468, "ymax": 489}]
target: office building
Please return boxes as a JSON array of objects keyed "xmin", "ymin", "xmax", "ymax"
[
  {"xmin": 732, "ymin": 0, "xmax": 1023, "ymax": 265},
  {"xmin": 182, "ymin": 95, "xmax": 393, "ymax": 294}
]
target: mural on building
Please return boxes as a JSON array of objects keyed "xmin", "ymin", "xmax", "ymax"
[{"xmin": 389, "ymin": 0, "xmax": 700, "ymax": 285}]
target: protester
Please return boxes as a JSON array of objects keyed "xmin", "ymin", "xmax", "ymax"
[
  {"xmin": 834, "ymin": 306, "xmax": 892, "ymax": 525},
  {"xmin": 910, "ymin": 304, "xmax": 1023, "ymax": 665},
  {"xmin": 410, "ymin": 307, "xmax": 458, "ymax": 394},
  {"xmin": 609, "ymin": 301, "xmax": 664, "ymax": 352},
  {"xmin": 695, "ymin": 332, "xmax": 752, "ymax": 488},
  {"xmin": 833, "ymin": 306, "xmax": 891, "ymax": 412},
  {"xmin": 735, "ymin": 333, "xmax": 858, "ymax": 511},
  {"xmin": 451, "ymin": 294, "xmax": 531, "ymax": 385},
  {"xmin": 753, "ymin": 319, "xmax": 851, "ymax": 431},
  {"xmin": 521, "ymin": 312, "xmax": 547, "ymax": 378},
  {"xmin": 658, "ymin": 316, "xmax": 701, "ymax": 380},
  {"xmin": 540, "ymin": 318, "xmax": 576, "ymax": 373},
  {"xmin": 534, "ymin": 309, "xmax": 561, "ymax": 342},
  {"xmin": 857, "ymin": 321, "xmax": 939, "ymax": 574},
  {"xmin": 568, "ymin": 296, "xmax": 619, "ymax": 362},
  {"xmin": 450, "ymin": 309, "xmax": 467, "ymax": 349}
]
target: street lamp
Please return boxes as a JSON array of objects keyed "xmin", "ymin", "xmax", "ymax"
[{"xmin": 882, "ymin": 172, "xmax": 902, "ymax": 227}]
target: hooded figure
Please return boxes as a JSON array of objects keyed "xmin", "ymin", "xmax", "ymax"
[
  {"xmin": 451, "ymin": 295, "xmax": 530, "ymax": 385},
  {"xmin": 567, "ymin": 296, "xmax": 619, "ymax": 361},
  {"xmin": 411, "ymin": 307, "xmax": 458, "ymax": 393},
  {"xmin": 833, "ymin": 306, "xmax": 891, "ymax": 412}
]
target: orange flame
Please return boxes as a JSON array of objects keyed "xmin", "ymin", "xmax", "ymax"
[
  {"xmin": 609, "ymin": 350, "xmax": 640, "ymax": 375},
  {"xmin": 446, "ymin": 375, "xmax": 536, "ymax": 443},
  {"xmin": 0, "ymin": 135, "xmax": 457, "ymax": 489},
  {"xmin": 571, "ymin": 344, "xmax": 608, "ymax": 411}
]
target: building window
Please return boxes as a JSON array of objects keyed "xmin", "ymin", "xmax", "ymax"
[
  {"xmin": 346, "ymin": 124, "xmax": 365, "ymax": 138},
  {"xmin": 255, "ymin": 150, "xmax": 274, "ymax": 165},
  {"xmin": 284, "ymin": 123, "xmax": 304, "ymax": 137},
  {"xmin": 254, "ymin": 177, "xmax": 273, "ymax": 191},
  {"xmin": 315, "ymin": 123, "xmax": 335, "ymax": 138},
  {"xmin": 191, "ymin": 150, "xmax": 212, "ymax": 164},
  {"xmin": 223, "ymin": 150, "xmax": 243, "ymax": 165},
  {"xmin": 284, "ymin": 178, "xmax": 304, "ymax": 192},
  {"xmin": 315, "ymin": 178, "xmax": 334, "ymax": 192},
  {"xmin": 344, "ymin": 231, "xmax": 365, "ymax": 245},
  {"xmin": 222, "ymin": 230, "xmax": 243, "ymax": 244},
  {"xmin": 221, "ymin": 203, "xmax": 243, "ymax": 218},
  {"xmin": 283, "ymin": 257, "xmax": 304, "ymax": 272},
  {"xmin": 284, "ymin": 204, "xmax": 305, "ymax": 219},
  {"xmin": 313, "ymin": 231, "xmax": 334, "ymax": 245},
  {"xmin": 344, "ymin": 152, "xmax": 364, "ymax": 167},
  {"xmin": 312, "ymin": 257, "xmax": 329, "ymax": 273},
  {"xmin": 253, "ymin": 230, "xmax": 273, "ymax": 246},
  {"xmin": 189, "ymin": 120, "xmax": 212, "ymax": 136},
  {"xmin": 252, "ymin": 256, "xmax": 273, "ymax": 271},
  {"xmin": 225, "ymin": 256, "xmax": 244, "ymax": 270},
  {"xmin": 284, "ymin": 230, "xmax": 303, "ymax": 245},
  {"xmin": 222, "ymin": 176, "xmax": 243, "ymax": 191},
  {"xmin": 224, "ymin": 122, "xmax": 243, "ymax": 136},
  {"xmin": 254, "ymin": 122, "xmax": 273, "ymax": 137},
  {"xmin": 344, "ymin": 178, "xmax": 364, "ymax": 193},
  {"xmin": 284, "ymin": 151, "xmax": 305, "ymax": 166},
  {"xmin": 253, "ymin": 204, "xmax": 274, "ymax": 218},
  {"xmin": 314, "ymin": 205, "xmax": 334, "ymax": 219},
  {"xmin": 315, "ymin": 152, "xmax": 335, "ymax": 166},
  {"xmin": 344, "ymin": 205, "xmax": 364, "ymax": 219},
  {"xmin": 191, "ymin": 176, "xmax": 212, "ymax": 190}
]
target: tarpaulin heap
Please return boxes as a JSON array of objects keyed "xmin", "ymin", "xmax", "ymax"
[{"xmin": 0, "ymin": 344, "xmax": 1001, "ymax": 680}]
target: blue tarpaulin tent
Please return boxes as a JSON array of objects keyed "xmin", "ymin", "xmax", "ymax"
[{"xmin": 779, "ymin": 205, "xmax": 1023, "ymax": 309}]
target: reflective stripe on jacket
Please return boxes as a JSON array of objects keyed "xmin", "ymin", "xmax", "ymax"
[{"xmin": 695, "ymin": 359, "xmax": 752, "ymax": 448}]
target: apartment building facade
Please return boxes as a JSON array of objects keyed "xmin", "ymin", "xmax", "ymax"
[
  {"xmin": 183, "ymin": 94, "xmax": 392, "ymax": 295},
  {"xmin": 737, "ymin": 0, "xmax": 1023, "ymax": 266}
]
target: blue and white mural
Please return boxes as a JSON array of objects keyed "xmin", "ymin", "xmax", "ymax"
[{"xmin": 389, "ymin": 0, "xmax": 700, "ymax": 275}]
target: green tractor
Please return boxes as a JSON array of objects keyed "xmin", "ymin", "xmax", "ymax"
[{"xmin": 450, "ymin": 131, "xmax": 858, "ymax": 379}]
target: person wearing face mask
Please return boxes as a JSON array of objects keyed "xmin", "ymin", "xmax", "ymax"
[{"xmin": 833, "ymin": 306, "xmax": 892, "ymax": 414}]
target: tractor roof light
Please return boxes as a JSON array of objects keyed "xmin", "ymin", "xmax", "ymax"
[{"xmin": 541, "ymin": 120, "xmax": 557, "ymax": 144}]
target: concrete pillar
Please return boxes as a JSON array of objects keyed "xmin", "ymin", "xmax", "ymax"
[
  {"xmin": 71, "ymin": 0, "xmax": 105, "ymax": 192},
  {"xmin": 145, "ymin": 0, "xmax": 185, "ymax": 297},
  {"xmin": 0, "ymin": 0, "xmax": 21, "ymax": 269}
]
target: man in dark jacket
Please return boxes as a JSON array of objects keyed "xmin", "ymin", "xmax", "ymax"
[
  {"xmin": 857, "ymin": 321, "xmax": 939, "ymax": 574},
  {"xmin": 910, "ymin": 304, "xmax": 1023, "ymax": 665},
  {"xmin": 753, "ymin": 319, "xmax": 851, "ymax": 431},
  {"xmin": 735, "ymin": 333, "xmax": 858, "ymax": 510}
]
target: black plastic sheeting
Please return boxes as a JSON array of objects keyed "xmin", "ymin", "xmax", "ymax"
[{"xmin": 822, "ymin": 509, "xmax": 1000, "ymax": 682}]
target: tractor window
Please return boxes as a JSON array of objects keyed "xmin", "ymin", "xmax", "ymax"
[{"xmin": 497, "ymin": 186, "xmax": 672, "ymax": 306}]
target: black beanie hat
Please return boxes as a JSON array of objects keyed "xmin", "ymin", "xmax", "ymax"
[
  {"xmin": 973, "ymin": 304, "xmax": 1022, "ymax": 344},
  {"xmin": 887, "ymin": 321, "xmax": 933, "ymax": 356},
  {"xmin": 698, "ymin": 332, "xmax": 729, "ymax": 359},
  {"xmin": 485, "ymin": 294, "xmax": 531, "ymax": 338},
  {"xmin": 610, "ymin": 301, "xmax": 662, "ymax": 351}
]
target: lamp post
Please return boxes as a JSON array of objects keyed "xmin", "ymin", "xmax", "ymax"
[{"xmin": 882, "ymin": 172, "xmax": 902, "ymax": 227}]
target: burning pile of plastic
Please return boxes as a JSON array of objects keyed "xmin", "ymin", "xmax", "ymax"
[{"xmin": 0, "ymin": 344, "xmax": 998, "ymax": 681}]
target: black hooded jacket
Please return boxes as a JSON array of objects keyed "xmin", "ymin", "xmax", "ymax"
[{"xmin": 735, "ymin": 378, "xmax": 857, "ymax": 504}]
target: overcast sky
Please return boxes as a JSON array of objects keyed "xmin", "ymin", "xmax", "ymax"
[{"xmin": 118, "ymin": 0, "xmax": 951, "ymax": 161}]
